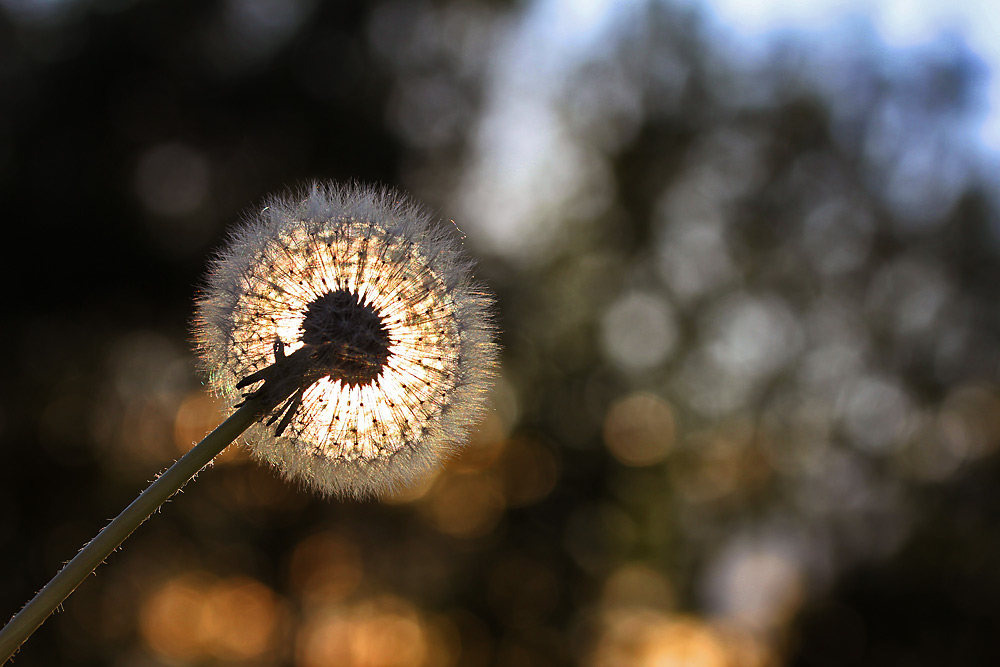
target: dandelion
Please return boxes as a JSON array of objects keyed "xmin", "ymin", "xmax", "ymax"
[
  {"xmin": 0, "ymin": 182, "xmax": 497, "ymax": 661},
  {"xmin": 195, "ymin": 182, "xmax": 497, "ymax": 497}
]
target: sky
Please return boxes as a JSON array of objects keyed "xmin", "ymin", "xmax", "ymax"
[
  {"xmin": 454, "ymin": 0, "xmax": 999, "ymax": 262},
  {"xmin": 701, "ymin": 0, "xmax": 1000, "ymax": 153}
]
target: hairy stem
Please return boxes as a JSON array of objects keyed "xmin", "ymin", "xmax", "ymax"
[{"xmin": 0, "ymin": 399, "xmax": 264, "ymax": 664}]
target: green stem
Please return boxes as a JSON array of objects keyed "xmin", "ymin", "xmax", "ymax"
[{"xmin": 0, "ymin": 400, "xmax": 263, "ymax": 665}]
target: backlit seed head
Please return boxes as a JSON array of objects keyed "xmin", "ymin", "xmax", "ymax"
[{"xmin": 194, "ymin": 182, "xmax": 498, "ymax": 499}]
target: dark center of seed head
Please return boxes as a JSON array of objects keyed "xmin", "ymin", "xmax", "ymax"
[{"xmin": 300, "ymin": 289, "xmax": 391, "ymax": 387}]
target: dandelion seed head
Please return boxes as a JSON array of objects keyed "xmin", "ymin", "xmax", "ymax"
[{"xmin": 195, "ymin": 182, "xmax": 497, "ymax": 499}]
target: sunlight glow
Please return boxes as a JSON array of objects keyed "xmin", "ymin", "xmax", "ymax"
[{"xmin": 229, "ymin": 220, "xmax": 460, "ymax": 462}]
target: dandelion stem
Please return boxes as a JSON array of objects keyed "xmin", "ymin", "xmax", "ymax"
[{"xmin": 0, "ymin": 399, "xmax": 265, "ymax": 665}]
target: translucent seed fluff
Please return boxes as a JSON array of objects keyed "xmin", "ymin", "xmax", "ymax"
[{"xmin": 194, "ymin": 182, "xmax": 498, "ymax": 499}]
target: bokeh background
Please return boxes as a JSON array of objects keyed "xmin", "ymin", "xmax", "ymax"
[{"xmin": 3, "ymin": 0, "xmax": 1000, "ymax": 665}]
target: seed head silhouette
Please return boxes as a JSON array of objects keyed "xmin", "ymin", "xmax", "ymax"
[{"xmin": 195, "ymin": 182, "xmax": 497, "ymax": 498}]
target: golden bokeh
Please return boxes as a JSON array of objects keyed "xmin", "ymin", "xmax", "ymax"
[
  {"xmin": 200, "ymin": 577, "xmax": 281, "ymax": 660},
  {"xmin": 449, "ymin": 411, "xmax": 509, "ymax": 473},
  {"xmin": 589, "ymin": 611, "xmax": 770, "ymax": 667},
  {"xmin": 296, "ymin": 595, "xmax": 450, "ymax": 667},
  {"xmin": 672, "ymin": 420, "xmax": 773, "ymax": 506},
  {"xmin": 140, "ymin": 572, "xmax": 283, "ymax": 662},
  {"xmin": 173, "ymin": 390, "xmax": 245, "ymax": 462},
  {"xmin": 287, "ymin": 530, "xmax": 364, "ymax": 608},
  {"xmin": 600, "ymin": 563, "xmax": 675, "ymax": 612},
  {"xmin": 381, "ymin": 466, "xmax": 443, "ymax": 504},
  {"xmin": 110, "ymin": 399, "xmax": 179, "ymax": 471},
  {"xmin": 140, "ymin": 572, "xmax": 210, "ymax": 662},
  {"xmin": 603, "ymin": 392, "xmax": 676, "ymax": 466},
  {"xmin": 420, "ymin": 471, "xmax": 506, "ymax": 539}
]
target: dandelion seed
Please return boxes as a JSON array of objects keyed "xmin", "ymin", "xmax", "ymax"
[{"xmin": 194, "ymin": 182, "xmax": 497, "ymax": 498}]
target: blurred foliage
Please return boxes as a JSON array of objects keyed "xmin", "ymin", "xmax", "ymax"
[{"xmin": 1, "ymin": 0, "xmax": 999, "ymax": 665}]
